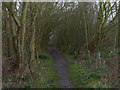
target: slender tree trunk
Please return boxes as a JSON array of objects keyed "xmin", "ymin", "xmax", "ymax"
[
  {"xmin": 9, "ymin": 16, "xmax": 19, "ymax": 66},
  {"xmin": 30, "ymin": 12, "xmax": 38, "ymax": 61},
  {"xmin": 19, "ymin": 2, "xmax": 29, "ymax": 68}
]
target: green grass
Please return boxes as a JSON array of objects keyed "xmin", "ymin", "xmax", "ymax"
[
  {"xmin": 65, "ymin": 55, "xmax": 110, "ymax": 88},
  {"xmin": 3, "ymin": 53, "xmax": 61, "ymax": 88},
  {"xmin": 24, "ymin": 54, "xmax": 61, "ymax": 88}
]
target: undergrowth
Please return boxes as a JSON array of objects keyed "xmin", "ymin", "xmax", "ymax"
[
  {"xmin": 65, "ymin": 49, "xmax": 118, "ymax": 88},
  {"xmin": 22, "ymin": 53, "xmax": 61, "ymax": 88},
  {"xmin": 3, "ymin": 53, "xmax": 61, "ymax": 88}
]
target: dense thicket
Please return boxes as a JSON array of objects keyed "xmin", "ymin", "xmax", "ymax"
[{"xmin": 2, "ymin": 2, "xmax": 119, "ymax": 71}]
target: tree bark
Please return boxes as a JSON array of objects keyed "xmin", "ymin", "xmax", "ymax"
[
  {"xmin": 30, "ymin": 11, "xmax": 38, "ymax": 61},
  {"xmin": 19, "ymin": 2, "xmax": 29, "ymax": 68}
]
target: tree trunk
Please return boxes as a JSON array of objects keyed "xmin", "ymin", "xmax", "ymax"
[
  {"xmin": 19, "ymin": 2, "xmax": 29, "ymax": 68},
  {"xmin": 30, "ymin": 12, "xmax": 38, "ymax": 61}
]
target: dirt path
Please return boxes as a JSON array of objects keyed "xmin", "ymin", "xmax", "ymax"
[{"xmin": 49, "ymin": 48, "xmax": 73, "ymax": 88}]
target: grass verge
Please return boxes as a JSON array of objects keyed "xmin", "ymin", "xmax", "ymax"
[
  {"xmin": 22, "ymin": 54, "xmax": 61, "ymax": 88},
  {"xmin": 65, "ymin": 54, "xmax": 118, "ymax": 88},
  {"xmin": 3, "ymin": 53, "xmax": 61, "ymax": 88}
]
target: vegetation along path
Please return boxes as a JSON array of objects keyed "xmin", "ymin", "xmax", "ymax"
[{"xmin": 49, "ymin": 48, "xmax": 73, "ymax": 88}]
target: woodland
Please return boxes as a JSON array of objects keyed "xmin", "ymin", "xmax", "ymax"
[{"xmin": 2, "ymin": 1, "xmax": 120, "ymax": 88}]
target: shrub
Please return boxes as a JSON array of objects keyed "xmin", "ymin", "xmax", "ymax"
[{"xmin": 37, "ymin": 53, "xmax": 50, "ymax": 59}]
